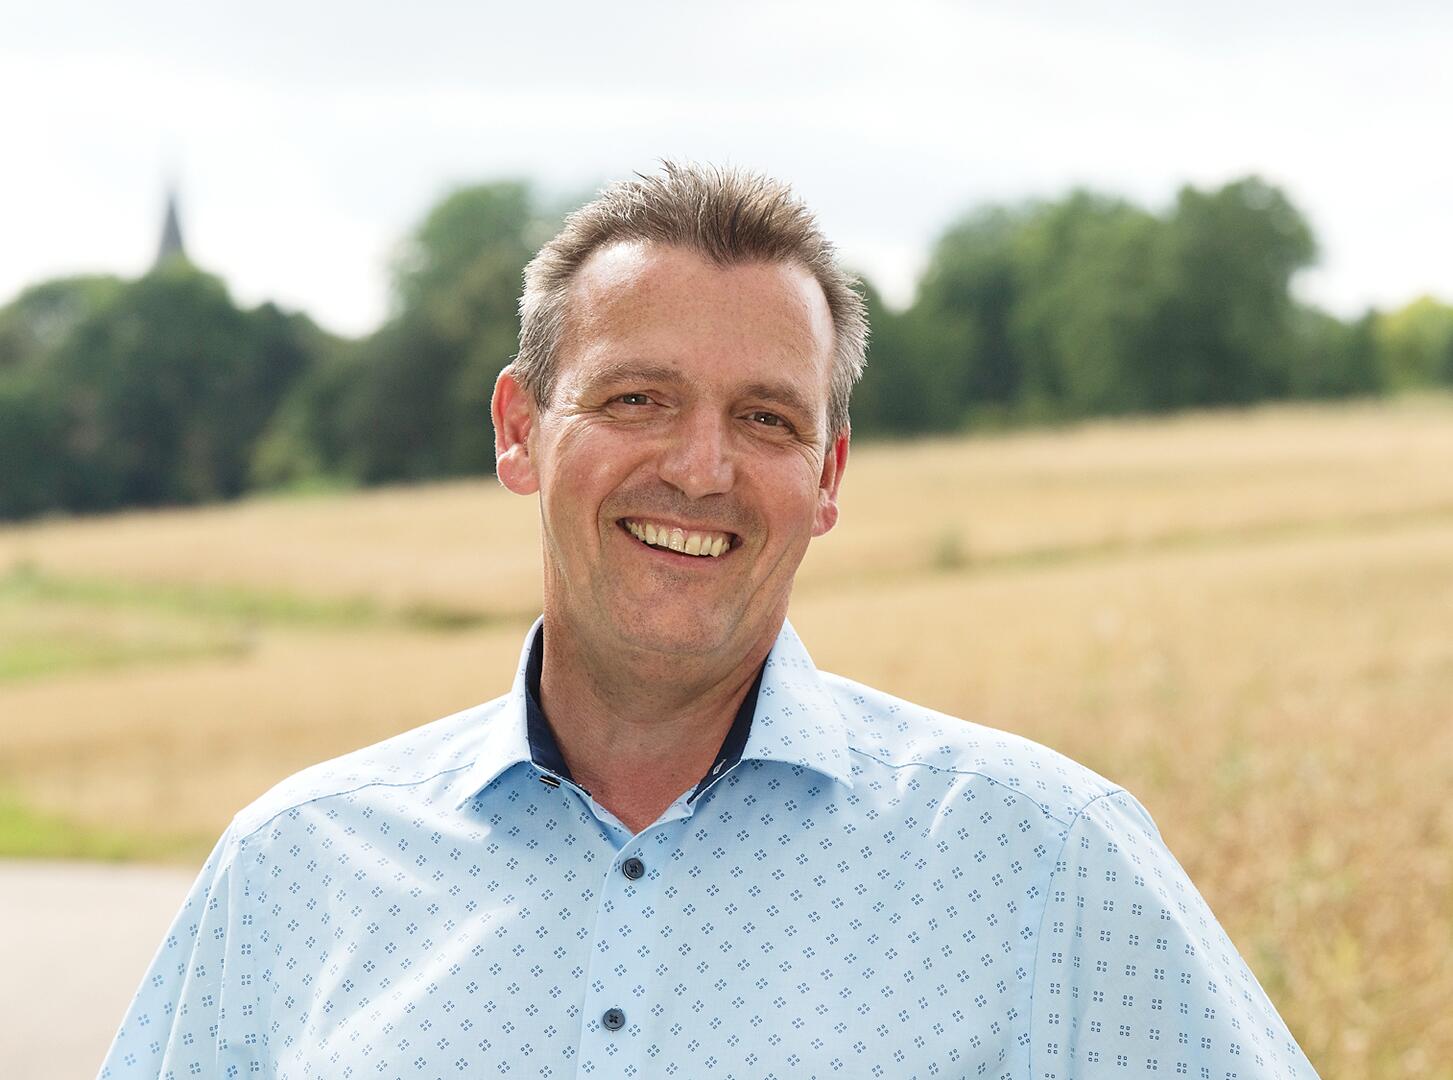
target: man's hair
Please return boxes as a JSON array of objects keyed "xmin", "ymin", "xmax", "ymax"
[{"xmin": 515, "ymin": 161, "xmax": 869, "ymax": 437}]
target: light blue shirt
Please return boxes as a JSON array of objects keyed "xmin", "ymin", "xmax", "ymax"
[{"xmin": 100, "ymin": 619, "xmax": 1317, "ymax": 1078}]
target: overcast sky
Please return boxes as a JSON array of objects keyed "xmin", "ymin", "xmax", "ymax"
[{"xmin": 4, "ymin": 0, "xmax": 1449, "ymax": 337}]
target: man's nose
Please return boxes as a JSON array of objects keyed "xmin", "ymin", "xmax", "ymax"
[{"xmin": 656, "ymin": 409, "xmax": 736, "ymax": 499}]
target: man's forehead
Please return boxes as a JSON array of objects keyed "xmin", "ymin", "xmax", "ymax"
[
  {"xmin": 571, "ymin": 239, "xmax": 659, "ymax": 295},
  {"xmin": 563, "ymin": 241, "xmax": 834, "ymax": 372},
  {"xmin": 572, "ymin": 241, "xmax": 828, "ymax": 325}
]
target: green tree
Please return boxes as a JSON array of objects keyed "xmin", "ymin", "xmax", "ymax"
[
  {"xmin": 2, "ymin": 263, "xmax": 323, "ymax": 517},
  {"xmin": 248, "ymin": 346, "xmax": 357, "ymax": 489},
  {"xmin": 263, "ymin": 181, "xmax": 553, "ymax": 485},
  {"xmin": 1146, "ymin": 178, "xmax": 1317, "ymax": 408},
  {"xmin": 0, "ymin": 370, "xmax": 67, "ymax": 518},
  {"xmin": 851, "ymin": 277, "xmax": 934, "ymax": 437},
  {"xmin": 882, "ymin": 176, "xmax": 1322, "ymax": 434},
  {"xmin": 1283, "ymin": 306, "xmax": 1381, "ymax": 399},
  {"xmin": 1372, "ymin": 296, "xmax": 1453, "ymax": 389},
  {"xmin": 1007, "ymin": 191, "xmax": 1163, "ymax": 417},
  {"xmin": 0, "ymin": 275, "xmax": 123, "ymax": 375},
  {"xmin": 904, "ymin": 205, "xmax": 1023, "ymax": 428}
]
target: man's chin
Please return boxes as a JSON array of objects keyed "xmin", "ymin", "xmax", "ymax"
[{"xmin": 608, "ymin": 616, "xmax": 740, "ymax": 662}]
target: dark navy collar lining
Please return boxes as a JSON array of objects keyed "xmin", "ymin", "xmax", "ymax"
[
  {"xmin": 523, "ymin": 628, "xmax": 574, "ymax": 785},
  {"xmin": 523, "ymin": 625, "xmax": 763, "ymax": 803}
]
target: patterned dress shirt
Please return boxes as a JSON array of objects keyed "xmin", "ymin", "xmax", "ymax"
[{"xmin": 99, "ymin": 619, "xmax": 1318, "ymax": 1079}]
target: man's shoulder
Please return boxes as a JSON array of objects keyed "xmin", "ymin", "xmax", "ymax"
[
  {"xmin": 228, "ymin": 693, "xmax": 512, "ymax": 843},
  {"xmin": 820, "ymin": 671, "xmax": 1123, "ymax": 826}
]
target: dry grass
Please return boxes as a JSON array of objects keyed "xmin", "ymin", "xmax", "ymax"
[
  {"xmin": 2, "ymin": 394, "xmax": 1452, "ymax": 1077},
  {"xmin": 0, "ymin": 481, "xmax": 546, "ymax": 618}
]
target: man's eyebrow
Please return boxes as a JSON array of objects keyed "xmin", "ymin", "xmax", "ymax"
[{"xmin": 578, "ymin": 361, "xmax": 686, "ymax": 391}]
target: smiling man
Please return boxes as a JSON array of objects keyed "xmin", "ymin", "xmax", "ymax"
[
  {"xmin": 490, "ymin": 233, "xmax": 850, "ymax": 832},
  {"xmin": 99, "ymin": 164, "xmax": 1318, "ymax": 1079}
]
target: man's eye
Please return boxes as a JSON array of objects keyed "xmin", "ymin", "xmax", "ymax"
[
  {"xmin": 615, "ymin": 393, "xmax": 654, "ymax": 406},
  {"xmin": 748, "ymin": 411, "xmax": 787, "ymax": 428}
]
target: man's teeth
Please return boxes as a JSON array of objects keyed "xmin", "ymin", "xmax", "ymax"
[{"xmin": 626, "ymin": 520, "xmax": 730, "ymax": 557}]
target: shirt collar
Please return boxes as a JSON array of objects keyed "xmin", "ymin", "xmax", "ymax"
[
  {"xmin": 448, "ymin": 622, "xmax": 538, "ymax": 807},
  {"xmin": 521, "ymin": 625, "xmax": 764, "ymax": 803},
  {"xmin": 739, "ymin": 618, "xmax": 855, "ymax": 789},
  {"xmin": 451, "ymin": 616, "xmax": 854, "ymax": 809}
]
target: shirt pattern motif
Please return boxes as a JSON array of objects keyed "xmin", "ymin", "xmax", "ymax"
[{"xmin": 99, "ymin": 619, "xmax": 1318, "ymax": 1079}]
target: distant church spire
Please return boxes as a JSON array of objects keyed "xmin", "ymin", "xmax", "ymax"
[{"xmin": 154, "ymin": 187, "xmax": 188, "ymax": 267}]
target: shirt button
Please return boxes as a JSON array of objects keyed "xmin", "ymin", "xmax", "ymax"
[
  {"xmin": 602, "ymin": 1007, "xmax": 626, "ymax": 1030},
  {"xmin": 621, "ymin": 857, "xmax": 646, "ymax": 880}
]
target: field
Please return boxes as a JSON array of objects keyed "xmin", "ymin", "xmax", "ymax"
[{"xmin": 3, "ymin": 395, "xmax": 1452, "ymax": 1077}]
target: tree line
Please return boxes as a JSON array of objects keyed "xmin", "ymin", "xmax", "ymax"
[{"xmin": 3, "ymin": 177, "xmax": 1452, "ymax": 520}]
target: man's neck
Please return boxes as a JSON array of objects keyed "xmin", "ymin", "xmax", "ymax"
[{"xmin": 537, "ymin": 615, "xmax": 776, "ymax": 833}]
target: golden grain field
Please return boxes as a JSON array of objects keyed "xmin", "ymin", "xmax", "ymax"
[{"xmin": 2, "ymin": 395, "xmax": 1452, "ymax": 1077}]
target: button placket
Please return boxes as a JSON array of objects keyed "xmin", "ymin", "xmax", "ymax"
[{"xmin": 577, "ymin": 843, "xmax": 655, "ymax": 1065}]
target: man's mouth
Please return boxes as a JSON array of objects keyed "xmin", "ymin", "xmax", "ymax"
[{"xmin": 620, "ymin": 518, "xmax": 735, "ymax": 558}]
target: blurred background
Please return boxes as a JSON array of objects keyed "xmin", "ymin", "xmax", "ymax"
[{"xmin": 2, "ymin": 2, "xmax": 1451, "ymax": 1076}]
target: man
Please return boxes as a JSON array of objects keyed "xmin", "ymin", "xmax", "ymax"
[{"xmin": 100, "ymin": 163, "xmax": 1317, "ymax": 1078}]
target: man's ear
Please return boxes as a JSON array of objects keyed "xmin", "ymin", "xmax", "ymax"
[
  {"xmin": 812, "ymin": 428, "xmax": 850, "ymax": 537},
  {"xmin": 491, "ymin": 366, "xmax": 540, "ymax": 495}
]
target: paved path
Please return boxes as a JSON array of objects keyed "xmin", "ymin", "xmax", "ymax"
[{"xmin": 0, "ymin": 859, "xmax": 195, "ymax": 1080}]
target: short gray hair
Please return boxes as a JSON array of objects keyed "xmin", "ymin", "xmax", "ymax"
[{"xmin": 515, "ymin": 162, "xmax": 868, "ymax": 438}]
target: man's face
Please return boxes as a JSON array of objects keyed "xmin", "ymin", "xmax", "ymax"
[{"xmin": 493, "ymin": 240, "xmax": 848, "ymax": 664}]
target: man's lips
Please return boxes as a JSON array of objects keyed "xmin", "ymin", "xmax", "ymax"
[{"xmin": 618, "ymin": 517, "xmax": 738, "ymax": 558}]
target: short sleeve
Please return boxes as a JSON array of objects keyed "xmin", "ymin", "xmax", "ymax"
[
  {"xmin": 1029, "ymin": 790, "xmax": 1319, "ymax": 1078},
  {"xmin": 97, "ymin": 826, "xmax": 263, "ymax": 1079}
]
